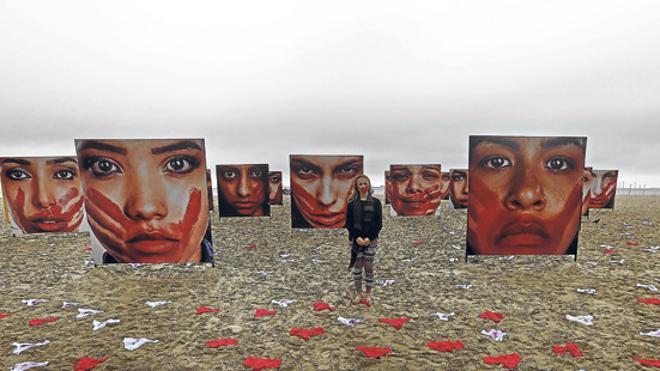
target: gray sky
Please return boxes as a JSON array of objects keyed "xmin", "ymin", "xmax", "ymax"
[{"xmin": 1, "ymin": 0, "xmax": 659, "ymax": 187}]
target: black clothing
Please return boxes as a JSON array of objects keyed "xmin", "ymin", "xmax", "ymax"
[
  {"xmin": 345, "ymin": 195, "xmax": 382, "ymax": 241},
  {"xmin": 345, "ymin": 195, "xmax": 382, "ymax": 270}
]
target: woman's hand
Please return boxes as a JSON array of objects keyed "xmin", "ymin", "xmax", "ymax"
[
  {"xmin": 363, "ymin": 238, "xmax": 371, "ymax": 246},
  {"xmin": 356, "ymin": 237, "xmax": 365, "ymax": 246}
]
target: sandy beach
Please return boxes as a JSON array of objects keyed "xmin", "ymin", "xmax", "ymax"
[{"xmin": 1, "ymin": 195, "xmax": 658, "ymax": 370}]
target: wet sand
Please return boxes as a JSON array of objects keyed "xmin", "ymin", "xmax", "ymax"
[{"xmin": 1, "ymin": 196, "xmax": 658, "ymax": 370}]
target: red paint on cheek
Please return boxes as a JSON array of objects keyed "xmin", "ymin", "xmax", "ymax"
[
  {"xmin": 86, "ymin": 188, "xmax": 131, "ymax": 229},
  {"xmin": 291, "ymin": 180, "xmax": 319, "ymax": 211},
  {"xmin": 178, "ymin": 188, "xmax": 202, "ymax": 250},
  {"xmin": 13, "ymin": 188, "xmax": 31, "ymax": 229},
  {"xmin": 57, "ymin": 187, "xmax": 79, "ymax": 208}
]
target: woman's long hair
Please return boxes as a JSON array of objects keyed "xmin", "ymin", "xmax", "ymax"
[{"xmin": 348, "ymin": 174, "xmax": 373, "ymax": 202}]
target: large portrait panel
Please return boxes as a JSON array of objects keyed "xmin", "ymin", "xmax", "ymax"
[
  {"xmin": 0, "ymin": 156, "xmax": 86, "ymax": 235},
  {"xmin": 75, "ymin": 139, "xmax": 213, "ymax": 264},
  {"xmin": 289, "ymin": 155, "xmax": 363, "ymax": 229},
  {"xmin": 467, "ymin": 135, "xmax": 586, "ymax": 256},
  {"xmin": 589, "ymin": 170, "xmax": 618, "ymax": 209},
  {"xmin": 449, "ymin": 168, "xmax": 469, "ymax": 209},
  {"xmin": 216, "ymin": 164, "xmax": 270, "ymax": 217},
  {"xmin": 389, "ymin": 164, "xmax": 443, "ymax": 216},
  {"xmin": 269, "ymin": 171, "xmax": 283, "ymax": 205}
]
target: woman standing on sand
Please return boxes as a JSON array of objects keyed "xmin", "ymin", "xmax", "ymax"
[{"xmin": 345, "ymin": 175, "xmax": 382, "ymax": 304}]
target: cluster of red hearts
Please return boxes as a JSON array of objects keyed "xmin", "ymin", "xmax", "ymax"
[{"xmin": 3, "ymin": 299, "xmax": 659, "ymax": 370}]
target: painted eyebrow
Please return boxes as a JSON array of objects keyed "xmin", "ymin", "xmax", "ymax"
[
  {"xmin": 1, "ymin": 158, "xmax": 31, "ymax": 165},
  {"xmin": 542, "ymin": 137, "xmax": 586, "ymax": 150},
  {"xmin": 151, "ymin": 141, "xmax": 202, "ymax": 155},
  {"xmin": 290, "ymin": 159, "xmax": 322, "ymax": 173},
  {"xmin": 248, "ymin": 166, "xmax": 267, "ymax": 173},
  {"xmin": 77, "ymin": 140, "xmax": 127, "ymax": 155},
  {"xmin": 333, "ymin": 159, "xmax": 361, "ymax": 170},
  {"xmin": 472, "ymin": 137, "xmax": 520, "ymax": 150},
  {"xmin": 47, "ymin": 157, "xmax": 77, "ymax": 165}
]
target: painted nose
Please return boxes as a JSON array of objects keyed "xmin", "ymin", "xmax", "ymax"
[
  {"xmin": 506, "ymin": 173, "xmax": 546, "ymax": 211},
  {"xmin": 317, "ymin": 175, "xmax": 337, "ymax": 206},
  {"xmin": 406, "ymin": 174, "xmax": 423, "ymax": 193},
  {"xmin": 32, "ymin": 176, "xmax": 56, "ymax": 208},
  {"xmin": 591, "ymin": 176, "xmax": 603, "ymax": 196},
  {"xmin": 237, "ymin": 175, "xmax": 251, "ymax": 198},
  {"xmin": 124, "ymin": 174, "xmax": 168, "ymax": 220}
]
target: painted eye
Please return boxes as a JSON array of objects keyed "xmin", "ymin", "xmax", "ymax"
[
  {"xmin": 86, "ymin": 158, "xmax": 121, "ymax": 176},
  {"xmin": 165, "ymin": 156, "xmax": 198, "ymax": 174},
  {"xmin": 250, "ymin": 170, "xmax": 263, "ymax": 178},
  {"xmin": 392, "ymin": 173, "xmax": 409, "ymax": 182},
  {"xmin": 422, "ymin": 171, "xmax": 441, "ymax": 180},
  {"xmin": 6, "ymin": 169, "xmax": 31, "ymax": 180},
  {"xmin": 483, "ymin": 156, "xmax": 512, "ymax": 169},
  {"xmin": 452, "ymin": 173, "xmax": 465, "ymax": 181},
  {"xmin": 270, "ymin": 175, "xmax": 281, "ymax": 183},
  {"xmin": 54, "ymin": 169, "xmax": 76, "ymax": 180},
  {"xmin": 223, "ymin": 169, "xmax": 238, "ymax": 179},
  {"xmin": 336, "ymin": 166, "xmax": 358, "ymax": 176},
  {"xmin": 299, "ymin": 167, "xmax": 313, "ymax": 174},
  {"xmin": 545, "ymin": 158, "xmax": 572, "ymax": 171}
]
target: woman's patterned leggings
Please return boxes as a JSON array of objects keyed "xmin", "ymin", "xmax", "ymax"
[{"xmin": 353, "ymin": 239, "xmax": 377, "ymax": 293}]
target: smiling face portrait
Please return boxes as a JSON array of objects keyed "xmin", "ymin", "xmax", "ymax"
[
  {"xmin": 581, "ymin": 167, "xmax": 594, "ymax": 216},
  {"xmin": 449, "ymin": 169, "xmax": 469, "ymax": 209},
  {"xmin": 389, "ymin": 164, "xmax": 443, "ymax": 216},
  {"xmin": 269, "ymin": 171, "xmax": 283, "ymax": 205},
  {"xmin": 589, "ymin": 170, "xmax": 618, "ymax": 209},
  {"xmin": 0, "ymin": 156, "xmax": 85, "ymax": 234},
  {"xmin": 75, "ymin": 139, "xmax": 212, "ymax": 264},
  {"xmin": 440, "ymin": 172, "xmax": 451, "ymax": 200},
  {"xmin": 289, "ymin": 155, "xmax": 363, "ymax": 228},
  {"xmin": 216, "ymin": 164, "xmax": 269, "ymax": 217},
  {"xmin": 467, "ymin": 136, "xmax": 586, "ymax": 256}
]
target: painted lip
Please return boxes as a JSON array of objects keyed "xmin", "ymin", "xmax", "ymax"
[
  {"xmin": 233, "ymin": 201, "xmax": 260, "ymax": 209},
  {"xmin": 306, "ymin": 211, "xmax": 345, "ymax": 227},
  {"xmin": 496, "ymin": 219, "xmax": 549, "ymax": 248},
  {"xmin": 29, "ymin": 217, "xmax": 67, "ymax": 232},
  {"xmin": 126, "ymin": 230, "xmax": 180, "ymax": 253},
  {"xmin": 589, "ymin": 195, "xmax": 611, "ymax": 208}
]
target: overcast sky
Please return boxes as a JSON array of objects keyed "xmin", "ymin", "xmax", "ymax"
[{"xmin": 1, "ymin": 0, "xmax": 659, "ymax": 187}]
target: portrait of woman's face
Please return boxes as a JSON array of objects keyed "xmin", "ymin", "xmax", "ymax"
[
  {"xmin": 269, "ymin": 171, "xmax": 283, "ymax": 205},
  {"xmin": 75, "ymin": 139, "xmax": 211, "ymax": 264},
  {"xmin": 440, "ymin": 171, "xmax": 451, "ymax": 200},
  {"xmin": 0, "ymin": 157, "xmax": 84, "ymax": 234},
  {"xmin": 589, "ymin": 170, "xmax": 618, "ymax": 209},
  {"xmin": 384, "ymin": 171, "xmax": 392, "ymax": 205},
  {"xmin": 581, "ymin": 167, "xmax": 594, "ymax": 216},
  {"xmin": 467, "ymin": 136, "xmax": 586, "ymax": 255},
  {"xmin": 389, "ymin": 164, "xmax": 443, "ymax": 216},
  {"xmin": 449, "ymin": 169, "xmax": 469, "ymax": 209},
  {"xmin": 216, "ymin": 164, "xmax": 269, "ymax": 217},
  {"xmin": 289, "ymin": 155, "xmax": 363, "ymax": 228}
]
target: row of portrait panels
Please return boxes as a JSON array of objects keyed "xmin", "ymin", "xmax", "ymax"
[{"xmin": 1, "ymin": 136, "xmax": 620, "ymax": 262}]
